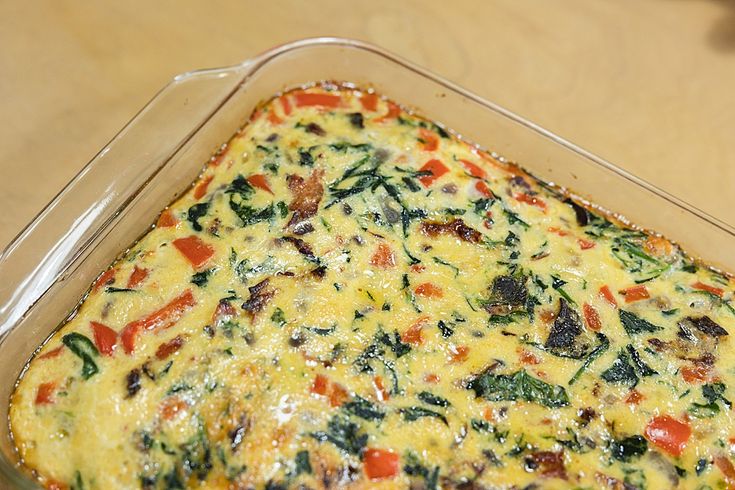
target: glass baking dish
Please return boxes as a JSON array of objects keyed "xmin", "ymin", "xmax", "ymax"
[{"xmin": 1, "ymin": 37, "xmax": 733, "ymax": 489}]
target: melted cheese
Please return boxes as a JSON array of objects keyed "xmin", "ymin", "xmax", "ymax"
[{"xmin": 10, "ymin": 86, "xmax": 735, "ymax": 490}]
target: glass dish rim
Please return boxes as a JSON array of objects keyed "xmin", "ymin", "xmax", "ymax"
[
  {"xmin": 2, "ymin": 36, "xmax": 734, "ymax": 489},
  {"xmin": 3, "ymin": 36, "xmax": 734, "ymax": 264}
]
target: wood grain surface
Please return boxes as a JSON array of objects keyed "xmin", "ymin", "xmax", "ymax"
[{"xmin": 1, "ymin": 0, "xmax": 733, "ymax": 250}]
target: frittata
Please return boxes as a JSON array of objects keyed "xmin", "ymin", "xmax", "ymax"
[{"xmin": 9, "ymin": 85, "xmax": 735, "ymax": 490}]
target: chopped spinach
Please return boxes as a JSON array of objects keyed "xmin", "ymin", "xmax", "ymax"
[
  {"xmin": 329, "ymin": 142, "xmax": 372, "ymax": 153},
  {"xmin": 619, "ymin": 309, "xmax": 662, "ymax": 335},
  {"xmin": 568, "ymin": 333, "xmax": 610, "ymax": 385},
  {"xmin": 688, "ymin": 400, "xmax": 720, "ymax": 418},
  {"xmin": 610, "ymin": 237, "xmax": 669, "ymax": 282},
  {"xmin": 342, "ymin": 396, "xmax": 385, "ymax": 422},
  {"xmin": 473, "ymin": 198, "xmax": 494, "ymax": 216},
  {"xmin": 294, "ymin": 450, "xmax": 312, "ymax": 475},
  {"xmin": 229, "ymin": 200, "xmax": 274, "ymax": 227},
  {"xmin": 225, "ymin": 175, "xmax": 273, "ymax": 226},
  {"xmin": 399, "ymin": 406, "xmax": 448, "ymax": 425},
  {"xmin": 226, "ymin": 175, "xmax": 255, "ymax": 200},
  {"xmin": 503, "ymin": 208, "xmax": 529, "ymax": 228},
  {"xmin": 626, "ymin": 344, "xmax": 657, "ymax": 377},
  {"xmin": 377, "ymin": 330, "xmax": 411, "ymax": 358},
  {"xmin": 327, "ymin": 158, "xmax": 429, "ymax": 236},
  {"xmin": 437, "ymin": 320, "xmax": 453, "ymax": 338},
  {"xmin": 504, "ymin": 231, "xmax": 519, "ymax": 247},
  {"xmin": 551, "ymin": 275, "xmax": 576, "ymax": 305},
  {"xmin": 703, "ymin": 382, "xmax": 732, "ymax": 407},
  {"xmin": 470, "ymin": 418, "xmax": 494, "ymax": 433},
  {"xmin": 689, "ymin": 382, "xmax": 732, "ymax": 418},
  {"xmin": 418, "ymin": 391, "xmax": 450, "ymax": 407},
  {"xmin": 403, "ymin": 451, "xmax": 440, "ymax": 490},
  {"xmin": 187, "ymin": 202, "xmax": 210, "ymax": 232},
  {"xmin": 555, "ymin": 428, "xmax": 594, "ymax": 454},
  {"xmin": 179, "ymin": 421, "xmax": 213, "ymax": 481},
  {"xmin": 600, "ymin": 350, "xmax": 638, "ymax": 387},
  {"xmin": 311, "ymin": 415, "xmax": 367, "ymax": 456},
  {"xmin": 71, "ymin": 471, "xmax": 84, "ymax": 490},
  {"xmin": 610, "ymin": 435, "xmax": 648, "ymax": 462},
  {"xmin": 191, "ymin": 268, "xmax": 215, "ymax": 287},
  {"xmin": 468, "ymin": 369, "xmax": 569, "ymax": 408},
  {"xmin": 270, "ymin": 308, "xmax": 286, "ymax": 327},
  {"xmin": 306, "ymin": 325, "xmax": 337, "ymax": 336},
  {"xmin": 298, "ymin": 148, "xmax": 314, "ymax": 166},
  {"xmin": 353, "ymin": 330, "xmax": 409, "ymax": 394},
  {"xmin": 433, "ymin": 256, "xmax": 459, "ymax": 277},
  {"xmin": 61, "ymin": 332, "xmax": 100, "ymax": 379},
  {"xmin": 401, "ymin": 176, "xmax": 421, "ymax": 192}
]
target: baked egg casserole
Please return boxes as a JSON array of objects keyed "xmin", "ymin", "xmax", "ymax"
[{"xmin": 9, "ymin": 85, "xmax": 735, "ymax": 490}]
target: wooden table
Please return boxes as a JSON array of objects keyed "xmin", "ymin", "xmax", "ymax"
[{"xmin": 1, "ymin": 0, "xmax": 733, "ymax": 250}]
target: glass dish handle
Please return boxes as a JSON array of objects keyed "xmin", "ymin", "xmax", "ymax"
[{"xmin": 0, "ymin": 63, "xmax": 248, "ymax": 338}]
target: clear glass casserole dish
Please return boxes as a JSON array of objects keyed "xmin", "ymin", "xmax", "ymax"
[{"xmin": 0, "ymin": 37, "xmax": 733, "ymax": 489}]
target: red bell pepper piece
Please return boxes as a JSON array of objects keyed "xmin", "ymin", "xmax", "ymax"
[
  {"xmin": 402, "ymin": 316, "xmax": 429, "ymax": 345},
  {"xmin": 375, "ymin": 102, "xmax": 401, "ymax": 122},
  {"xmin": 620, "ymin": 284, "xmax": 650, "ymax": 303},
  {"xmin": 449, "ymin": 345, "xmax": 470, "ymax": 363},
  {"xmin": 599, "ymin": 285, "xmax": 618, "ymax": 307},
  {"xmin": 418, "ymin": 159, "xmax": 449, "ymax": 187},
  {"xmin": 90, "ymin": 321, "xmax": 118, "ymax": 356},
  {"xmin": 310, "ymin": 374, "xmax": 329, "ymax": 396},
  {"xmin": 155, "ymin": 335, "xmax": 185, "ymax": 360},
  {"xmin": 127, "ymin": 266, "xmax": 149, "ymax": 289},
  {"xmin": 515, "ymin": 193, "xmax": 547, "ymax": 211},
  {"xmin": 692, "ymin": 281, "xmax": 725, "ymax": 298},
  {"xmin": 329, "ymin": 383, "xmax": 348, "ymax": 407},
  {"xmin": 644, "ymin": 415, "xmax": 691, "ymax": 457},
  {"xmin": 578, "ymin": 238, "xmax": 596, "ymax": 250},
  {"xmin": 418, "ymin": 128, "xmax": 439, "ymax": 152},
  {"xmin": 247, "ymin": 174, "xmax": 273, "ymax": 194},
  {"xmin": 583, "ymin": 303, "xmax": 602, "ymax": 331},
  {"xmin": 293, "ymin": 92, "xmax": 342, "ymax": 109},
  {"xmin": 475, "ymin": 181, "xmax": 494, "ymax": 198},
  {"xmin": 360, "ymin": 93, "xmax": 379, "ymax": 112},
  {"xmin": 370, "ymin": 243, "xmax": 396, "ymax": 268},
  {"xmin": 38, "ymin": 345, "xmax": 64, "ymax": 360},
  {"xmin": 415, "ymin": 282, "xmax": 443, "ymax": 298},
  {"xmin": 460, "ymin": 159, "xmax": 486, "ymax": 179},
  {"xmin": 373, "ymin": 376, "xmax": 389, "ymax": 401},
  {"xmin": 364, "ymin": 448, "xmax": 400, "ymax": 480},
  {"xmin": 715, "ymin": 455, "xmax": 735, "ymax": 488},
  {"xmin": 93, "ymin": 268, "xmax": 116, "ymax": 292},
  {"xmin": 35, "ymin": 382, "xmax": 56, "ymax": 405},
  {"xmin": 681, "ymin": 364, "xmax": 710, "ymax": 384},
  {"xmin": 280, "ymin": 95, "xmax": 292, "ymax": 115},
  {"xmin": 173, "ymin": 236, "xmax": 214, "ymax": 269},
  {"xmin": 157, "ymin": 209, "xmax": 178, "ymax": 228},
  {"xmin": 121, "ymin": 290, "xmax": 196, "ymax": 354},
  {"xmin": 193, "ymin": 175, "xmax": 214, "ymax": 199}
]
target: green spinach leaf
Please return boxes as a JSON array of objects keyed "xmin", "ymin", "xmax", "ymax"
[
  {"xmin": 619, "ymin": 310, "xmax": 662, "ymax": 335},
  {"xmin": 467, "ymin": 369, "xmax": 569, "ymax": 408},
  {"xmin": 311, "ymin": 415, "xmax": 367, "ymax": 456},
  {"xmin": 62, "ymin": 333, "xmax": 100, "ymax": 379}
]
